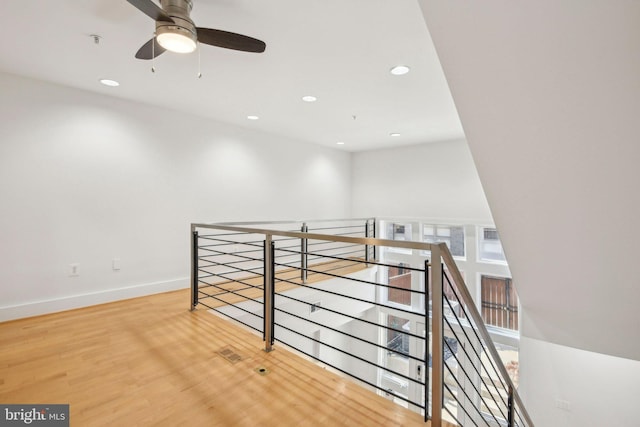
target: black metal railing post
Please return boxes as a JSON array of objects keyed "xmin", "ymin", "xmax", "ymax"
[
  {"xmin": 364, "ymin": 219, "xmax": 370, "ymax": 263},
  {"xmin": 372, "ymin": 218, "xmax": 377, "ymax": 260},
  {"xmin": 508, "ymin": 385, "xmax": 515, "ymax": 427},
  {"xmin": 190, "ymin": 229, "xmax": 199, "ymax": 311},
  {"xmin": 264, "ymin": 235, "xmax": 275, "ymax": 352},
  {"xmin": 301, "ymin": 223, "xmax": 308, "ymax": 283},
  {"xmin": 270, "ymin": 241, "xmax": 275, "ymax": 348},
  {"xmin": 431, "ymin": 245, "xmax": 444, "ymax": 427},
  {"xmin": 263, "ymin": 241, "xmax": 267, "ymax": 343},
  {"xmin": 424, "ymin": 259, "xmax": 430, "ymax": 422}
]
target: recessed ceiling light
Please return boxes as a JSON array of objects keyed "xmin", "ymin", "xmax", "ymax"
[
  {"xmin": 247, "ymin": 115, "xmax": 259, "ymax": 120},
  {"xmin": 302, "ymin": 95, "xmax": 317, "ymax": 103},
  {"xmin": 390, "ymin": 65, "xmax": 410, "ymax": 76},
  {"xmin": 390, "ymin": 132, "xmax": 401, "ymax": 137},
  {"xmin": 336, "ymin": 141, "xmax": 345, "ymax": 145},
  {"xmin": 99, "ymin": 78, "xmax": 119, "ymax": 87}
]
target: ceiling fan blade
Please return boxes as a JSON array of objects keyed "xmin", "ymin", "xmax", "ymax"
[
  {"xmin": 126, "ymin": 0, "xmax": 174, "ymax": 23},
  {"xmin": 135, "ymin": 38, "xmax": 167, "ymax": 60},
  {"xmin": 196, "ymin": 28, "xmax": 266, "ymax": 53}
]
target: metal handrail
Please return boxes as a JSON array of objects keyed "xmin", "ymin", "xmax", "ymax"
[
  {"xmin": 197, "ymin": 217, "xmax": 374, "ymax": 227},
  {"xmin": 192, "ymin": 223, "xmax": 428, "ymax": 251},
  {"xmin": 190, "ymin": 218, "xmax": 533, "ymax": 426},
  {"xmin": 440, "ymin": 247, "xmax": 533, "ymax": 426}
]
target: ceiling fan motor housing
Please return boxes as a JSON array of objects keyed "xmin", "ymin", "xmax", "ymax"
[
  {"xmin": 156, "ymin": 0, "xmax": 197, "ymax": 47},
  {"xmin": 127, "ymin": 0, "xmax": 266, "ymax": 57}
]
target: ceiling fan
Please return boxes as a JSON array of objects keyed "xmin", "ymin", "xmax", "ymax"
[{"xmin": 126, "ymin": 0, "xmax": 266, "ymax": 59}]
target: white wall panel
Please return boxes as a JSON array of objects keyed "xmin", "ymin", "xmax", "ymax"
[
  {"xmin": 520, "ymin": 337, "xmax": 640, "ymax": 427},
  {"xmin": 351, "ymin": 140, "xmax": 492, "ymax": 223},
  {"xmin": 0, "ymin": 72, "xmax": 351, "ymax": 319},
  {"xmin": 418, "ymin": 0, "xmax": 640, "ymax": 362}
]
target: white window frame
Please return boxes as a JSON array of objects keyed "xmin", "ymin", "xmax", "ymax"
[
  {"xmin": 422, "ymin": 223, "xmax": 466, "ymax": 260},
  {"xmin": 477, "ymin": 226, "xmax": 507, "ymax": 264}
]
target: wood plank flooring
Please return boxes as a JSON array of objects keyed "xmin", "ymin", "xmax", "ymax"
[{"xmin": 0, "ymin": 289, "xmax": 434, "ymax": 426}]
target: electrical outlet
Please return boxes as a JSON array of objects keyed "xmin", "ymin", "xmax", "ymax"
[
  {"xmin": 69, "ymin": 263, "xmax": 79, "ymax": 277},
  {"xmin": 112, "ymin": 258, "xmax": 121, "ymax": 271}
]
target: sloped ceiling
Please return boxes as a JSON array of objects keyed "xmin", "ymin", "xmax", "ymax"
[{"xmin": 419, "ymin": 0, "xmax": 640, "ymax": 361}]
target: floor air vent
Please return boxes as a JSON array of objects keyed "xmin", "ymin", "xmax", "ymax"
[{"xmin": 216, "ymin": 346, "xmax": 244, "ymax": 364}]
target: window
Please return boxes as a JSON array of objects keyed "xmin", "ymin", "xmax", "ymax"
[
  {"xmin": 423, "ymin": 224, "xmax": 465, "ymax": 258},
  {"xmin": 385, "ymin": 222, "xmax": 413, "ymax": 254},
  {"xmin": 386, "ymin": 223, "xmax": 412, "ymax": 241},
  {"xmin": 480, "ymin": 275, "xmax": 519, "ymax": 331},
  {"xmin": 382, "ymin": 314, "xmax": 411, "ymax": 406},
  {"xmin": 478, "ymin": 227, "xmax": 506, "ymax": 262},
  {"xmin": 443, "ymin": 269, "xmax": 466, "ymax": 319},
  {"xmin": 387, "ymin": 263, "xmax": 412, "ymax": 306},
  {"xmin": 483, "ymin": 228, "xmax": 499, "ymax": 240},
  {"xmin": 387, "ymin": 315, "xmax": 410, "ymax": 357},
  {"xmin": 427, "ymin": 268, "xmax": 467, "ymax": 319}
]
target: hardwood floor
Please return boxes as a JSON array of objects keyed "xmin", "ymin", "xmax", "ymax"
[{"xmin": 0, "ymin": 289, "xmax": 434, "ymax": 426}]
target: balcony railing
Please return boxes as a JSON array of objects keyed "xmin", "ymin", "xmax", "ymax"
[{"xmin": 190, "ymin": 218, "xmax": 533, "ymax": 427}]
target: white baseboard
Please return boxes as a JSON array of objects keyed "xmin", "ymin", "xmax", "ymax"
[{"xmin": 0, "ymin": 278, "xmax": 189, "ymax": 322}]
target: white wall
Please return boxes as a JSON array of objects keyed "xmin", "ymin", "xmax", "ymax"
[
  {"xmin": 519, "ymin": 337, "xmax": 640, "ymax": 427},
  {"xmin": 0, "ymin": 72, "xmax": 351, "ymax": 320},
  {"xmin": 351, "ymin": 139, "xmax": 492, "ymax": 223},
  {"xmin": 418, "ymin": 0, "xmax": 640, "ymax": 363}
]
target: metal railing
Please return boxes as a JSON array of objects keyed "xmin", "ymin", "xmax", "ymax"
[{"xmin": 190, "ymin": 219, "xmax": 533, "ymax": 427}]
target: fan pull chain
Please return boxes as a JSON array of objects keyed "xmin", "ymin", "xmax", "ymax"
[
  {"xmin": 151, "ymin": 33, "xmax": 156, "ymax": 73},
  {"xmin": 197, "ymin": 42, "xmax": 202, "ymax": 78}
]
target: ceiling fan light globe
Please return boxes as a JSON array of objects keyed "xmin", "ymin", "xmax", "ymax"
[{"xmin": 156, "ymin": 27, "xmax": 197, "ymax": 53}]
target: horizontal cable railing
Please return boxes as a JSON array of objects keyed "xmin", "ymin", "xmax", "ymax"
[
  {"xmin": 193, "ymin": 230, "xmax": 268, "ymax": 334},
  {"xmin": 439, "ymin": 249, "xmax": 531, "ymax": 427},
  {"xmin": 271, "ymin": 242, "xmax": 429, "ymax": 413},
  {"xmin": 190, "ymin": 218, "xmax": 533, "ymax": 427}
]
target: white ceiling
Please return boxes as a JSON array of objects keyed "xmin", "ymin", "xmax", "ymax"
[{"xmin": 0, "ymin": 0, "xmax": 463, "ymax": 152}]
